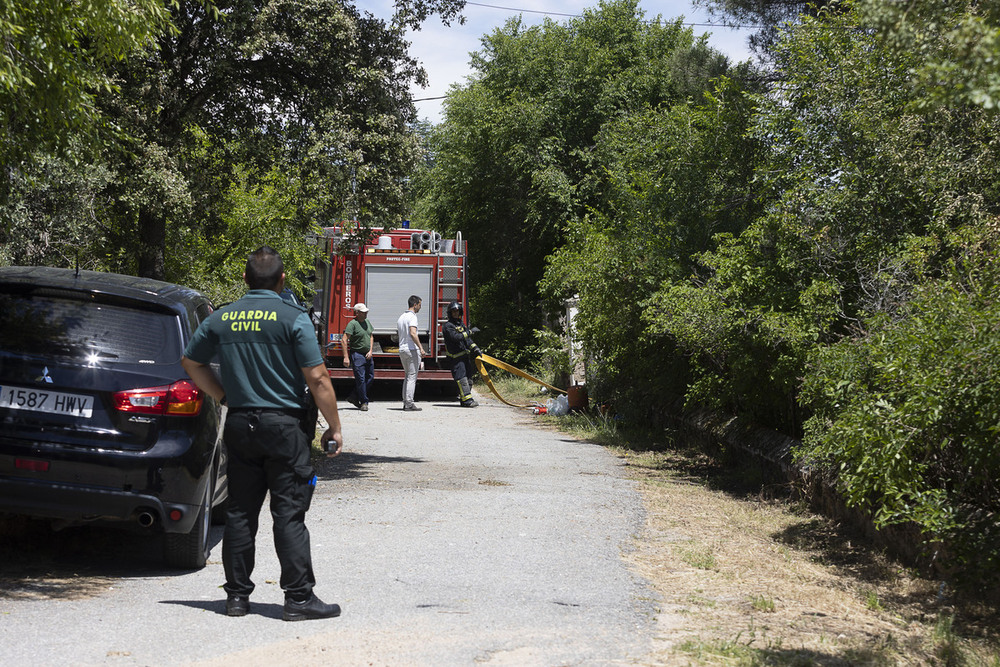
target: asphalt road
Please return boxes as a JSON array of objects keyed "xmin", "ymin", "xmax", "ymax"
[{"xmin": 0, "ymin": 384, "xmax": 656, "ymax": 666}]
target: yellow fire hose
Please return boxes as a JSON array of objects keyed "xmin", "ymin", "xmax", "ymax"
[{"xmin": 474, "ymin": 353, "xmax": 566, "ymax": 409}]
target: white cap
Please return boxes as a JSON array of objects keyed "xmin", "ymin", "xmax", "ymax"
[{"xmin": 353, "ymin": 303, "xmax": 369, "ymax": 313}]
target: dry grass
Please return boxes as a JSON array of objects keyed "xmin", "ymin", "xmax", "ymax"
[{"xmin": 613, "ymin": 444, "xmax": 1000, "ymax": 666}]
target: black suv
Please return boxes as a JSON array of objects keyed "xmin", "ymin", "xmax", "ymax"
[{"xmin": 0, "ymin": 266, "xmax": 227, "ymax": 568}]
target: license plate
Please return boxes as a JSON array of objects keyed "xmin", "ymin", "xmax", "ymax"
[{"xmin": 0, "ymin": 385, "xmax": 94, "ymax": 418}]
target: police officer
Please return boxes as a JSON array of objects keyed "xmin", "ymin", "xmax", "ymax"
[
  {"xmin": 442, "ymin": 301, "xmax": 481, "ymax": 408},
  {"xmin": 181, "ymin": 246, "xmax": 344, "ymax": 622}
]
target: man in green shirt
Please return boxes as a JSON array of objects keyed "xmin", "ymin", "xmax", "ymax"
[{"xmin": 340, "ymin": 302, "xmax": 374, "ymax": 411}]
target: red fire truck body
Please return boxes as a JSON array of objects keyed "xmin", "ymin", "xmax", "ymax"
[{"xmin": 313, "ymin": 226, "xmax": 469, "ymax": 381}]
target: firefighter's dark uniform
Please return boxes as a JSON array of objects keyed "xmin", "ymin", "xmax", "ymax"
[
  {"xmin": 184, "ymin": 289, "xmax": 321, "ymax": 602},
  {"xmin": 443, "ymin": 315, "xmax": 481, "ymax": 407}
]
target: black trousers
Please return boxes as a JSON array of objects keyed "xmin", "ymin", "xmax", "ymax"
[
  {"xmin": 222, "ymin": 409, "xmax": 316, "ymax": 601},
  {"xmin": 450, "ymin": 355, "xmax": 470, "ymax": 381},
  {"xmin": 451, "ymin": 356, "xmax": 474, "ymax": 402}
]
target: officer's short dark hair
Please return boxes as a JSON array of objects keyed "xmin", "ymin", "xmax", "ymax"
[
  {"xmin": 246, "ymin": 246, "xmax": 284, "ymax": 290},
  {"xmin": 408, "ymin": 295, "xmax": 422, "ymax": 308}
]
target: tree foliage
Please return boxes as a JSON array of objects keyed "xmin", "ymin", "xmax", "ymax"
[
  {"xmin": 0, "ymin": 147, "xmax": 115, "ymax": 268},
  {"xmin": 644, "ymin": 0, "xmax": 1000, "ymax": 434},
  {"xmin": 103, "ymin": 0, "xmax": 459, "ymax": 280},
  {"xmin": 800, "ymin": 262, "xmax": 1000, "ymax": 584},
  {"xmin": 413, "ymin": 0, "xmax": 737, "ymax": 364},
  {"xmin": 0, "ymin": 0, "xmax": 169, "ymax": 167},
  {"xmin": 647, "ymin": 0, "xmax": 1000, "ymax": 580},
  {"xmin": 857, "ymin": 0, "xmax": 1000, "ymax": 110},
  {"xmin": 696, "ymin": 0, "xmax": 843, "ymax": 57},
  {"xmin": 544, "ymin": 77, "xmax": 764, "ymax": 409},
  {"xmin": 3, "ymin": 0, "xmax": 465, "ymax": 288}
]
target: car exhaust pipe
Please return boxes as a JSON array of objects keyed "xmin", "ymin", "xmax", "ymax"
[{"xmin": 136, "ymin": 511, "xmax": 156, "ymax": 528}]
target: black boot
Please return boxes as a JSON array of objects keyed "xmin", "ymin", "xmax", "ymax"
[
  {"xmin": 225, "ymin": 594, "xmax": 250, "ymax": 617},
  {"xmin": 283, "ymin": 593, "xmax": 342, "ymax": 621}
]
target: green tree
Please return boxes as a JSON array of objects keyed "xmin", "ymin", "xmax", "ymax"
[
  {"xmin": 170, "ymin": 161, "xmax": 314, "ymax": 304},
  {"xmin": 641, "ymin": 0, "xmax": 1000, "ymax": 583},
  {"xmin": 414, "ymin": 0, "xmax": 734, "ymax": 363},
  {"xmin": 649, "ymin": 0, "xmax": 1000, "ymax": 433},
  {"xmin": 857, "ymin": 0, "xmax": 1000, "ymax": 110},
  {"xmin": 543, "ymin": 76, "xmax": 763, "ymax": 410},
  {"xmin": 3, "ymin": 0, "xmax": 465, "ymax": 285},
  {"xmin": 0, "ymin": 147, "xmax": 115, "ymax": 268},
  {"xmin": 106, "ymin": 0, "xmax": 465, "ymax": 280},
  {"xmin": 697, "ymin": 0, "xmax": 843, "ymax": 57},
  {"xmin": 799, "ymin": 263, "xmax": 1000, "ymax": 585},
  {"xmin": 0, "ymin": 0, "xmax": 169, "ymax": 168}
]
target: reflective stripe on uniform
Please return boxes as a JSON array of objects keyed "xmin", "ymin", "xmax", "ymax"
[{"xmin": 455, "ymin": 378, "xmax": 472, "ymax": 402}]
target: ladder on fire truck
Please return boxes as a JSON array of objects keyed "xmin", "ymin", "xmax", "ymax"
[{"xmin": 434, "ymin": 251, "xmax": 465, "ymax": 359}]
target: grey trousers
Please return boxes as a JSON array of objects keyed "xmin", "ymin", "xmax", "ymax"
[{"xmin": 398, "ymin": 347, "xmax": 421, "ymax": 407}]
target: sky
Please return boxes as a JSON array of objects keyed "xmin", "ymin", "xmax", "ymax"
[{"xmin": 356, "ymin": 1, "xmax": 756, "ymax": 124}]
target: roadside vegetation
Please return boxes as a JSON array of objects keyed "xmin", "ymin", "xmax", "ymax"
[
  {"xmin": 492, "ymin": 370, "xmax": 1000, "ymax": 665},
  {"xmin": 413, "ymin": 0, "xmax": 1000, "ymax": 592},
  {"xmin": 4, "ymin": 0, "xmax": 998, "ymax": 603},
  {"xmin": 1, "ymin": 0, "xmax": 465, "ymax": 300}
]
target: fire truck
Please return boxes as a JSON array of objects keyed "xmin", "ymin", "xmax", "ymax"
[{"xmin": 311, "ymin": 225, "xmax": 469, "ymax": 381}]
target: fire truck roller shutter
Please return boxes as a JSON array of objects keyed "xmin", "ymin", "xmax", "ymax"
[{"xmin": 365, "ymin": 265, "xmax": 434, "ymax": 335}]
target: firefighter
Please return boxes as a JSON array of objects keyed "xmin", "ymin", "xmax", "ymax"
[{"xmin": 443, "ymin": 301, "xmax": 481, "ymax": 408}]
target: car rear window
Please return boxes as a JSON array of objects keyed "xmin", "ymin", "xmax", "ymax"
[{"xmin": 0, "ymin": 291, "xmax": 182, "ymax": 364}]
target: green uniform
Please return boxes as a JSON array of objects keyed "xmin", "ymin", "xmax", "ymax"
[
  {"xmin": 184, "ymin": 290, "xmax": 321, "ymax": 409},
  {"xmin": 184, "ymin": 288, "xmax": 325, "ymax": 602}
]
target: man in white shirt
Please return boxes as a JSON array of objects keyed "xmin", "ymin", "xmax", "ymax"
[{"xmin": 396, "ymin": 295, "xmax": 426, "ymax": 411}]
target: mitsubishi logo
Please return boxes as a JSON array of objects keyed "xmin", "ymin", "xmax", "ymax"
[{"xmin": 36, "ymin": 367, "xmax": 54, "ymax": 384}]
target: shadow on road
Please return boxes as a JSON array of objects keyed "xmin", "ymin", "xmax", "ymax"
[
  {"xmin": 0, "ymin": 514, "xmax": 223, "ymax": 599},
  {"xmin": 334, "ymin": 379, "xmax": 457, "ymax": 405},
  {"xmin": 314, "ymin": 450, "xmax": 425, "ymax": 481},
  {"xmin": 159, "ymin": 598, "xmax": 286, "ymax": 619}
]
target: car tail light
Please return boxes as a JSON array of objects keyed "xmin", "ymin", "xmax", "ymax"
[
  {"xmin": 113, "ymin": 380, "xmax": 203, "ymax": 416},
  {"xmin": 15, "ymin": 458, "xmax": 50, "ymax": 472}
]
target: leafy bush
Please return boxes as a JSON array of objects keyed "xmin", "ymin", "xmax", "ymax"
[
  {"xmin": 167, "ymin": 163, "xmax": 317, "ymax": 304},
  {"xmin": 799, "ymin": 274, "xmax": 1000, "ymax": 585}
]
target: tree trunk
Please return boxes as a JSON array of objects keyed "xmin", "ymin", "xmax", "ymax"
[{"xmin": 137, "ymin": 209, "xmax": 166, "ymax": 280}]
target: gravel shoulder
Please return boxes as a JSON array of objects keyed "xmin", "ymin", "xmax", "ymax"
[{"xmin": 616, "ymin": 444, "xmax": 1000, "ymax": 665}]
